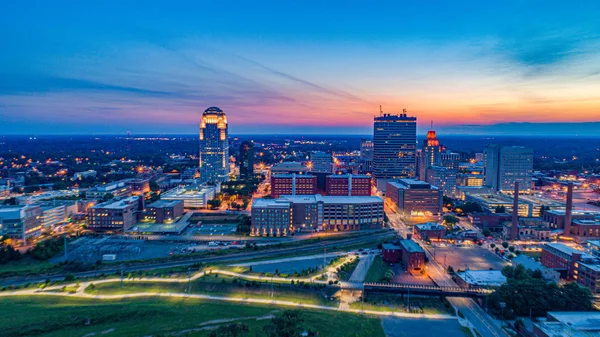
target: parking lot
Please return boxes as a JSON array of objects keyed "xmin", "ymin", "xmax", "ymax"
[
  {"xmin": 193, "ymin": 223, "xmax": 238, "ymax": 236},
  {"xmin": 428, "ymin": 243, "xmax": 509, "ymax": 271}
]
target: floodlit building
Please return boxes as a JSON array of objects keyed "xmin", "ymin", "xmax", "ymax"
[
  {"xmin": 426, "ymin": 165, "xmax": 457, "ymax": 197},
  {"xmin": 418, "ymin": 127, "xmax": 441, "ymax": 181},
  {"xmin": 386, "ymin": 179, "xmax": 442, "ymax": 217},
  {"xmin": 250, "ymin": 199, "xmax": 293, "ymax": 237},
  {"xmin": 199, "ymin": 107, "xmax": 230, "ymax": 183},
  {"xmin": 0, "ymin": 205, "xmax": 43, "ymax": 241},
  {"xmin": 484, "ymin": 145, "xmax": 533, "ymax": 193},
  {"xmin": 398, "ymin": 239, "xmax": 426, "ymax": 273},
  {"xmin": 373, "ymin": 111, "xmax": 417, "ymax": 183},
  {"xmin": 413, "ymin": 222, "xmax": 446, "ymax": 241}
]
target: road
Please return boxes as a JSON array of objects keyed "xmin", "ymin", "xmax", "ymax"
[
  {"xmin": 0, "ymin": 231, "xmax": 393, "ymax": 287},
  {"xmin": 386, "ymin": 208, "xmax": 507, "ymax": 337}
]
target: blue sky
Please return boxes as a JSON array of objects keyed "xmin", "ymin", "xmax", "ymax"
[{"xmin": 1, "ymin": 1, "xmax": 599, "ymax": 135}]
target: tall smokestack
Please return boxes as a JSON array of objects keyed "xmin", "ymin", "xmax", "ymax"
[
  {"xmin": 511, "ymin": 182, "xmax": 519, "ymax": 240},
  {"xmin": 564, "ymin": 183, "xmax": 574, "ymax": 236}
]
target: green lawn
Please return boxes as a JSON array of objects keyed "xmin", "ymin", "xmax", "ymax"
[
  {"xmin": 364, "ymin": 255, "xmax": 388, "ymax": 283},
  {"xmin": 520, "ymin": 250, "xmax": 542, "ymax": 259},
  {"xmin": 0, "ymin": 257, "xmax": 55, "ymax": 278},
  {"xmin": 0, "ymin": 296, "xmax": 385, "ymax": 337},
  {"xmin": 86, "ymin": 275, "xmax": 339, "ymax": 307},
  {"xmin": 349, "ymin": 293, "xmax": 454, "ymax": 315}
]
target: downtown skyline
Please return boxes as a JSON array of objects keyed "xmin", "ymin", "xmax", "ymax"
[{"xmin": 1, "ymin": 1, "xmax": 600, "ymax": 135}]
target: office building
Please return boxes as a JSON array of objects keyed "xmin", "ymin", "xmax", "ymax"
[
  {"xmin": 144, "ymin": 200, "xmax": 184, "ymax": 224},
  {"xmin": 484, "ymin": 145, "xmax": 533, "ymax": 193},
  {"xmin": 86, "ymin": 181, "xmax": 132, "ymax": 200},
  {"xmin": 87, "ymin": 196, "xmax": 143, "ymax": 232},
  {"xmin": 457, "ymin": 162, "xmax": 484, "ymax": 187},
  {"xmin": 251, "ymin": 194, "xmax": 384, "ymax": 236},
  {"xmin": 161, "ymin": 184, "xmax": 218, "ymax": 209},
  {"xmin": 419, "ymin": 127, "xmax": 442, "ymax": 181},
  {"xmin": 238, "ymin": 141, "xmax": 254, "ymax": 178},
  {"xmin": 438, "ymin": 151, "xmax": 461, "ymax": 170},
  {"xmin": 199, "ymin": 106, "xmax": 230, "ymax": 183},
  {"xmin": 40, "ymin": 204, "xmax": 68, "ymax": 228},
  {"xmin": 426, "ymin": 165, "xmax": 457, "ymax": 197},
  {"xmin": 325, "ymin": 174, "xmax": 371, "ymax": 196},
  {"xmin": 373, "ymin": 111, "xmax": 417, "ymax": 183},
  {"xmin": 270, "ymin": 174, "xmax": 316, "ymax": 198},
  {"xmin": 541, "ymin": 243, "xmax": 600, "ymax": 293},
  {"xmin": 122, "ymin": 178, "xmax": 150, "ymax": 195},
  {"xmin": 270, "ymin": 162, "xmax": 309, "ymax": 174},
  {"xmin": 360, "ymin": 138, "xmax": 374, "ymax": 174},
  {"xmin": 0, "ymin": 205, "xmax": 43, "ymax": 241},
  {"xmin": 386, "ymin": 179, "xmax": 442, "ymax": 217},
  {"xmin": 309, "ymin": 151, "xmax": 332, "ymax": 173}
]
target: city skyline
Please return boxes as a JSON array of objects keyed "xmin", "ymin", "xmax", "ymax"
[{"xmin": 1, "ymin": 1, "xmax": 600, "ymax": 135}]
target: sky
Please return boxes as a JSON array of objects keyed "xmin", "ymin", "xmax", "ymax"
[{"xmin": 1, "ymin": 1, "xmax": 599, "ymax": 136}]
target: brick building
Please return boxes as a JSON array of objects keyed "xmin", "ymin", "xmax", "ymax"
[
  {"xmin": 325, "ymin": 174, "xmax": 371, "ymax": 196},
  {"xmin": 270, "ymin": 174, "xmax": 316, "ymax": 198},
  {"xmin": 398, "ymin": 239, "xmax": 426, "ymax": 274},
  {"xmin": 413, "ymin": 222, "xmax": 446, "ymax": 241},
  {"xmin": 386, "ymin": 179, "xmax": 442, "ymax": 217},
  {"xmin": 144, "ymin": 200, "xmax": 184, "ymax": 224}
]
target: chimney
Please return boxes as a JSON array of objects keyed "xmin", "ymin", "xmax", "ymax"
[
  {"xmin": 511, "ymin": 182, "xmax": 519, "ymax": 240},
  {"xmin": 564, "ymin": 183, "xmax": 574, "ymax": 235}
]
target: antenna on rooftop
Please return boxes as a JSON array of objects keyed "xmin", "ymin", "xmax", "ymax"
[
  {"xmin": 379, "ymin": 105, "xmax": 383, "ymax": 116},
  {"xmin": 431, "ymin": 120, "xmax": 433, "ymax": 130}
]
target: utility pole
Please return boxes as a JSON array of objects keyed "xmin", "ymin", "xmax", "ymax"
[
  {"xmin": 323, "ymin": 248, "xmax": 326, "ymax": 270},
  {"xmin": 188, "ymin": 267, "xmax": 192, "ymax": 293},
  {"xmin": 64, "ymin": 236, "xmax": 68, "ymax": 261},
  {"xmin": 120, "ymin": 264, "xmax": 124, "ymax": 289}
]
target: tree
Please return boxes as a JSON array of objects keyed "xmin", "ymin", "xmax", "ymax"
[
  {"xmin": 208, "ymin": 323, "xmax": 250, "ymax": 337},
  {"xmin": 263, "ymin": 310, "xmax": 305, "ymax": 337},
  {"xmin": 490, "ymin": 243, "xmax": 496, "ymax": 249},
  {"xmin": 456, "ymin": 202, "xmax": 482, "ymax": 214},
  {"xmin": 495, "ymin": 205, "xmax": 506, "ymax": 213},
  {"xmin": 103, "ymin": 193, "xmax": 114, "ymax": 201},
  {"xmin": 236, "ymin": 215, "xmax": 251, "ymax": 235},
  {"xmin": 502, "ymin": 242, "xmax": 509, "ymax": 249},
  {"xmin": 447, "ymin": 266, "xmax": 454, "ymax": 274},
  {"xmin": 149, "ymin": 180, "xmax": 160, "ymax": 192},
  {"xmin": 207, "ymin": 198, "xmax": 221, "ymax": 209},
  {"xmin": 482, "ymin": 229, "xmax": 492, "ymax": 237},
  {"xmin": 443, "ymin": 215, "xmax": 460, "ymax": 226},
  {"xmin": 508, "ymin": 246, "xmax": 515, "ymax": 253}
]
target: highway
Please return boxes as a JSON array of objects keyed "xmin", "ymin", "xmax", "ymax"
[{"xmin": 0, "ymin": 231, "xmax": 393, "ymax": 287}]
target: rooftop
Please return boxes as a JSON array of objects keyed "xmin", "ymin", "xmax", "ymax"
[
  {"xmin": 280, "ymin": 194, "xmax": 383, "ymax": 204},
  {"xmin": 398, "ymin": 239, "xmax": 424, "ymax": 253},
  {"xmin": 533, "ymin": 312, "xmax": 600, "ymax": 337},
  {"xmin": 456, "ymin": 270, "xmax": 506, "ymax": 287},
  {"xmin": 327, "ymin": 174, "xmax": 371, "ymax": 179},
  {"xmin": 252, "ymin": 199, "xmax": 292, "ymax": 208},
  {"xmin": 92, "ymin": 196, "xmax": 140, "ymax": 209},
  {"xmin": 544, "ymin": 243, "xmax": 594, "ymax": 259},
  {"xmin": 147, "ymin": 200, "xmax": 182, "ymax": 208},
  {"xmin": 271, "ymin": 173, "xmax": 315, "ymax": 178},
  {"xmin": 388, "ymin": 179, "xmax": 435, "ymax": 190}
]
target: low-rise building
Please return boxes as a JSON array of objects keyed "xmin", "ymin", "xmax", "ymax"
[
  {"xmin": 0, "ymin": 205, "xmax": 43, "ymax": 241},
  {"xmin": 413, "ymin": 222, "xmax": 446, "ymax": 241},
  {"xmin": 251, "ymin": 194, "xmax": 384, "ymax": 236},
  {"xmin": 511, "ymin": 255, "xmax": 560, "ymax": 283},
  {"xmin": 161, "ymin": 184, "xmax": 218, "ymax": 209},
  {"xmin": 386, "ymin": 179, "xmax": 442, "ymax": 217},
  {"xmin": 541, "ymin": 242, "xmax": 600, "ymax": 293},
  {"xmin": 468, "ymin": 212, "xmax": 512, "ymax": 233},
  {"xmin": 382, "ymin": 243, "xmax": 402, "ymax": 263},
  {"xmin": 455, "ymin": 270, "xmax": 506, "ymax": 289},
  {"xmin": 87, "ymin": 196, "xmax": 143, "ymax": 232},
  {"xmin": 144, "ymin": 200, "xmax": 184, "ymax": 224},
  {"xmin": 398, "ymin": 239, "xmax": 425, "ymax": 274},
  {"xmin": 86, "ymin": 181, "xmax": 131, "ymax": 200},
  {"xmin": 533, "ymin": 311, "xmax": 600, "ymax": 337},
  {"xmin": 251, "ymin": 199, "xmax": 292, "ymax": 237}
]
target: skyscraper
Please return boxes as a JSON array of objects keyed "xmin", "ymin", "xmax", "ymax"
[
  {"xmin": 199, "ymin": 106, "xmax": 229, "ymax": 183},
  {"xmin": 484, "ymin": 145, "xmax": 533, "ymax": 193},
  {"xmin": 238, "ymin": 141, "xmax": 254, "ymax": 179},
  {"xmin": 373, "ymin": 110, "xmax": 417, "ymax": 184},
  {"xmin": 360, "ymin": 138, "xmax": 374, "ymax": 174},
  {"xmin": 419, "ymin": 126, "xmax": 441, "ymax": 180}
]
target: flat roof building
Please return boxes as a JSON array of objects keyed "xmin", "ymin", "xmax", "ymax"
[
  {"xmin": 325, "ymin": 174, "xmax": 371, "ymax": 196},
  {"xmin": 386, "ymin": 179, "xmax": 442, "ymax": 217},
  {"xmin": 455, "ymin": 270, "xmax": 507, "ymax": 288},
  {"xmin": 87, "ymin": 196, "xmax": 142, "ymax": 232},
  {"xmin": 533, "ymin": 311, "xmax": 600, "ymax": 337},
  {"xmin": 161, "ymin": 184, "xmax": 218, "ymax": 209}
]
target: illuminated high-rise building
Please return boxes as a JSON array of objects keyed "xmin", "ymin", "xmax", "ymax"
[
  {"xmin": 238, "ymin": 141, "xmax": 254, "ymax": 179},
  {"xmin": 373, "ymin": 110, "xmax": 417, "ymax": 184},
  {"xmin": 199, "ymin": 107, "xmax": 229, "ymax": 183},
  {"xmin": 418, "ymin": 125, "xmax": 441, "ymax": 180},
  {"xmin": 484, "ymin": 145, "xmax": 533, "ymax": 193}
]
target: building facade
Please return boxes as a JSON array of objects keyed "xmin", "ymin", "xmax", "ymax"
[
  {"xmin": 144, "ymin": 200, "xmax": 184, "ymax": 224},
  {"xmin": 373, "ymin": 112, "xmax": 417, "ymax": 181},
  {"xmin": 238, "ymin": 141, "xmax": 254, "ymax": 179},
  {"xmin": 426, "ymin": 165, "xmax": 457, "ymax": 198},
  {"xmin": 199, "ymin": 106, "xmax": 230, "ymax": 183},
  {"xmin": 484, "ymin": 145, "xmax": 533, "ymax": 193},
  {"xmin": 325, "ymin": 174, "xmax": 371, "ymax": 196},
  {"xmin": 87, "ymin": 196, "xmax": 142, "ymax": 232},
  {"xmin": 360, "ymin": 138, "xmax": 374, "ymax": 174},
  {"xmin": 270, "ymin": 174, "xmax": 316, "ymax": 198},
  {"xmin": 0, "ymin": 205, "xmax": 43, "ymax": 241},
  {"xmin": 309, "ymin": 151, "xmax": 332, "ymax": 173},
  {"xmin": 386, "ymin": 179, "xmax": 442, "ymax": 217},
  {"xmin": 413, "ymin": 222, "xmax": 446, "ymax": 241}
]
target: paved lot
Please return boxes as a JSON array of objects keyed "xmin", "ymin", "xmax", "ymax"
[
  {"xmin": 349, "ymin": 253, "xmax": 375, "ymax": 283},
  {"xmin": 381, "ymin": 317, "xmax": 464, "ymax": 337},
  {"xmin": 430, "ymin": 243, "xmax": 509, "ymax": 271}
]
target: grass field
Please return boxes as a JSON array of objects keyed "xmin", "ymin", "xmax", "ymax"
[
  {"xmin": 0, "ymin": 257, "xmax": 55, "ymax": 278},
  {"xmin": 364, "ymin": 255, "xmax": 388, "ymax": 283},
  {"xmin": 0, "ymin": 296, "xmax": 385, "ymax": 337},
  {"xmin": 350, "ymin": 293, "xmax": 454, "ymax": 315},
  {"xmin": 85, "ymin": 275, "xmax": 339, "ymax": 306}
]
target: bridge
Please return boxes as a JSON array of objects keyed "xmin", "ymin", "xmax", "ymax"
[{"xmin": 340, "ymin": 282, "xmax": 491, "ymax": 298}]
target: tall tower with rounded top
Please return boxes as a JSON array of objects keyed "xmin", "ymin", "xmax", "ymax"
[{"xmin": 199, "ymin": 107, "xmax": 229, "ymax": 183}]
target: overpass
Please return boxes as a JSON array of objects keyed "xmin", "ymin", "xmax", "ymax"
[{"xmin": 341, "ymin": 282, "xmax": 491, "ymax": 298}]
